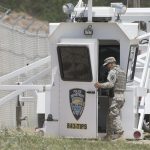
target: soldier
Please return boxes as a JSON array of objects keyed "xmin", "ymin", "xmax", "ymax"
[{"xmin": 94, "ymin": 57, "xmax": 126, "ymax": 140}]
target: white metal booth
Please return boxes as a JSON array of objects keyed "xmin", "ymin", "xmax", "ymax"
[{"xmin": 44, "ymin": 21, "xmax": 142, "ymax": 139}]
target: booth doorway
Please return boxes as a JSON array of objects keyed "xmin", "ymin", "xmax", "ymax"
[{"xmin": 98, "ymin": 40, "xmax": 120, "ymax": 133}]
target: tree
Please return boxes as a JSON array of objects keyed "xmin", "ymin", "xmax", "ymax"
[{"xmin": 0, "ymin": 0, "xmax": 149, "ymax": 22}]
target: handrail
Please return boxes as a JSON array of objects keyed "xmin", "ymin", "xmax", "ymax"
[
  {"xmin": 0, "ymin": 66, "xmax": 57, "ymax": 107},
  {"xmin": 137, "ymin": 32, "xmax": 150, "ymax": 40},
  {"xmin": 138, "ymin": 37, "xmax": 150, "ymax": 130},
  {"xmin": 0, "ymin": 84, "xmax": 52, "ymax": 106},
  {"xmin": 0, "ymin": 56, "xmax": 50, "ymax": 83}
]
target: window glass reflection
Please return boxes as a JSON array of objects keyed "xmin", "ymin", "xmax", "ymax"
[{"xmin": 57, "ymin": 46, "xmax": 92, "ymax": 82}]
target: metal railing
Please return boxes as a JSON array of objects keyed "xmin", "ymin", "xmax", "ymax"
[{"xmin": 0, "ymin": 7, "xmax": 50, "ymax": 129}]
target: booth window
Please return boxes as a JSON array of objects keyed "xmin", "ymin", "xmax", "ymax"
[
  {"xmin": 57, "ymin": 46, "xmax": 93, "ymax": 82},
  {"xmin": 133, "ymin": 21, "xmax": 147, "ymax": 32},
  {"xmin": 127, "ymin": 45, "xmax": 138, "ymax": 82}
]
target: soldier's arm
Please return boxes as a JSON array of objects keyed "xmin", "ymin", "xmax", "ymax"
[{"xmin": 100, "ymin": 70, "xmax": 116, "ymax": 89}]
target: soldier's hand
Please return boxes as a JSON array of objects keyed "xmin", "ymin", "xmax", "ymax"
[{"xmin": 94, "ymin": 82, "xmax": 101, "ymax": 89}]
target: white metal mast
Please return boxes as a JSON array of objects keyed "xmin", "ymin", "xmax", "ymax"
[
  {"xmin": 76, "ymin": 0, "xmax": 84, "ymax": 7},
  {"xmin": 88, "ymin": 0, "xmax": 92, "ymax": 22}
]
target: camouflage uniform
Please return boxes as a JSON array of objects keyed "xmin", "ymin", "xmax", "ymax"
[{"xmin": 100, "ymin": 65, "xmax": 126, "ymax": 135}]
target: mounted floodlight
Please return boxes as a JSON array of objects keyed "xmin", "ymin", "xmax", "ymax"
[
  {"xmin": 62, "ymin": 3, "xmax": 74, "ymax": 22},
  {"xmin": 111, "ymin": 3, "xmax": 127, "ymax": 21},
  {"xmin": 63, "ymin": 3, "xmax": 74, "ymax": 15}
]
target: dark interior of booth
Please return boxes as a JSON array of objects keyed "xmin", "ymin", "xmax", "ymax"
[{"xmin": 98, "ymin": 40, "xmax": 120, "ymax": 133}]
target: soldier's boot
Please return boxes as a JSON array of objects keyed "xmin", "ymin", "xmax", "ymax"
[
  {"xmin": 112, "ymin": 131, "xmax": 124, "ymax": 140},
  {"xmin": 102, "ymin": 134, "xmax": 112, "ymax": 141}
]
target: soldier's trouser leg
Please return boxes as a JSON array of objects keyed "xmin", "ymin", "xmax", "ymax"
[
  {"xmin": 106, "ymin": 98, "xmax": 113, "ymax": 135},
  {"xmin": 108, "ymin": 97, "xmax": 125, "ymax": 134}
]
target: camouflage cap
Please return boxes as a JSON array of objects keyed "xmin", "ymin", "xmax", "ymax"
[{"xmin": 103, "ymin": 57, "xmax": 116, "ymax": 66}]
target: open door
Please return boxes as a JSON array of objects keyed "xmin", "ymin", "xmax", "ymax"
[
  {"xmin": 57, "ymin": 39, "xmax": 98, "ymax": 138},
  {"xmin": 98, "ymin": 40, "xmax": 120, "ymax": 133}
]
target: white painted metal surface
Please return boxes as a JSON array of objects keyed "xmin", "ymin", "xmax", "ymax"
[
  {"xmin": 122, "ymin": 86, "xmax": 140, "ymax": 139},
  {"xmin": 58, "ymin": 39, "xmax": 98, "ymax": 138},
  {"xmin": 88, "ymin": 0, "xmax": 92, "ymax": 22},
  {"xmin": 37, "ymin": 92, "xmax": 45, "ymax": 114}
]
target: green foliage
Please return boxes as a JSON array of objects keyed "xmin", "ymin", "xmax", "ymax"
[
  {"xmin": 0, "ymin": 0, "xmax": 149, "ymax": 22},
  {"xmin": 0, "ymin": 0, "xmax": 73, "ymax": 22},
  {"xmin": 0, "ymin": 130, "xmax": 150, "ymax": 150}
]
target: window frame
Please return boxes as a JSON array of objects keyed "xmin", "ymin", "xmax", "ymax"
[
  {"xmin": 57, "ymin": 45, "xmax": 93, "ymax": 82},
  {"xmin": 126, "ymin": 45, "xmax": 138, "ymax": 83}
]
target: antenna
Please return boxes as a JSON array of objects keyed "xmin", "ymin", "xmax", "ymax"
[{"xmin": 76, "ymin": 0, "xmax": 84, "ymax": 8}]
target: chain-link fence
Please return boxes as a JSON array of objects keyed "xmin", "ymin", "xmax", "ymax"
[{"xmin": 0, "ymin": 16, "xmax": 50, "ymax": 129}]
